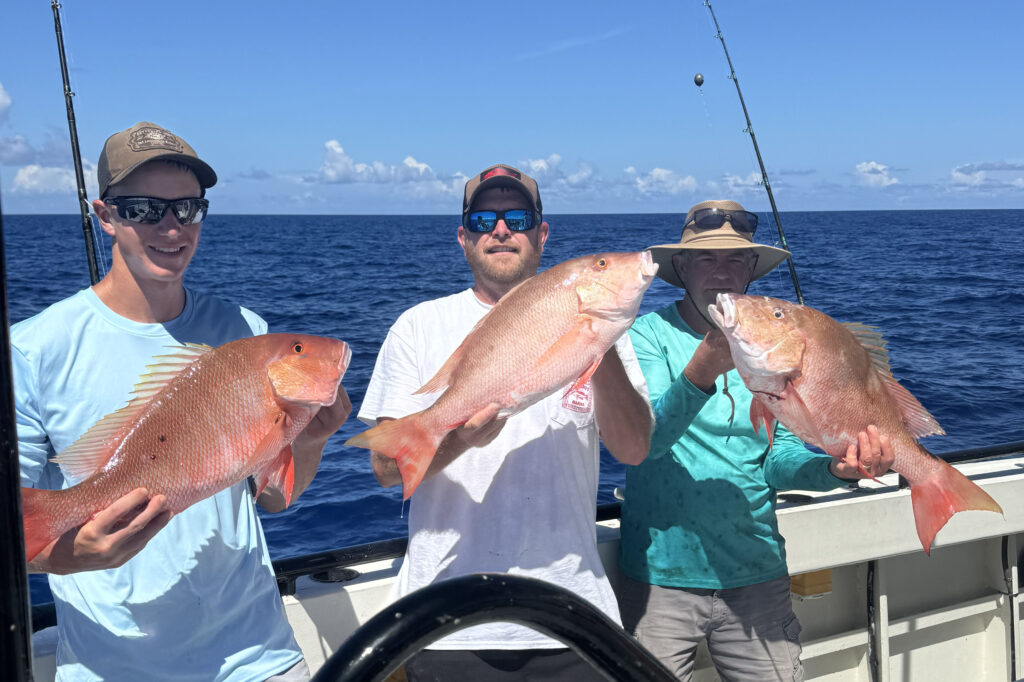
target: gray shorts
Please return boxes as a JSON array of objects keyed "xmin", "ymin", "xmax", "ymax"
[{"xmin": 618, "ymin": 574, "xmax": 803, "ymax": 682}]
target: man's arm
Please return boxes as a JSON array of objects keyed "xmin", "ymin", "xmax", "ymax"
[
  {"xmin": 258, "ymin": 385, "xmax": 352, "ymax": 512},
  {"xmin": 763, "ymin": 425, "xmax": 895, "ymax": 492},
  {"xmin": 592, "ymin": 344, "xmax": 652, "ymax": 465},
  {"xmin": 28, "ymin": 489, "xmax": 172, "ymax": 575},
  {"xmin": 631, "ymin": 324, "xmax": 715, "ymax": 460}
]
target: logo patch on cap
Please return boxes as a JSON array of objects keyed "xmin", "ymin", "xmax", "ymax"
[
  {"xmin": 128, "ymin": 127, "xmax": 184, "ymax": 153},
  {"xmin": 481, "ymin": 166, "xmax": 521, "ymax": 182}
]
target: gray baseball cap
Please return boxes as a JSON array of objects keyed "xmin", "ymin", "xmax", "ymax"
[{"xmin": 97, "ymin": 121, "xmax": 217, "ymax": 197}]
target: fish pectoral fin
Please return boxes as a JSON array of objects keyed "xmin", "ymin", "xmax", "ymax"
[
  {"xmin": 563, "ymin": 357, "xmax": 602, "ymax": 398},
  {"xmin": 779, "ymin": 380, "xmax": 826, "ymax": 446},
  {"xmin": 534, "ymin": 316, "xmax": 601, "ymax": 379},
  {"xmin": 252, "ymin": 444, "xmax": 295, "ymax": 508},
  {"xmin": 748, "ymin": 398, "xmax": 777, "ymax": 449}
]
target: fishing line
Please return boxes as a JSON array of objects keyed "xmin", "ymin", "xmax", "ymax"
[{"xmin": 57, "ymin": 4, "xmax": 108, "ymax": 279}]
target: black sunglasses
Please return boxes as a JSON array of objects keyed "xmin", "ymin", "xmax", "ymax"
[
  {"xmin": 103, "ymin": 196, "xmax": 209, "ymax": 225},
  {"xmin": 464, "ymin": 209, "xmax": 539, "ymax": 233},
  {"xmin": 687, "ymin": 207, "xmax": 758, "ymax": 233}
]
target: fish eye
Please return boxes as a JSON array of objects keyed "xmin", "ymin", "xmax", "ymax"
[
  {"xmin": 595, "ymin": 258, "xmax": 607, "ymax": 269},
  {"xmin": 772, "ymin": 308, "xmax": 784, "ymax": 319},
  {"xmin": 292, "ymin": 342, "xmax": 304, "ymax": 353}
]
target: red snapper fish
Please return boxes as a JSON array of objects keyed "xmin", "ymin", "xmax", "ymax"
[
  {"xmin": 22, "ymin": 334, "xmax": 351, "ymax": 562},
  {"xmin": 346, "ymin": 251, "xmax": 658, "ymax": 499},
  {"xmin": 708, "ymin": 293, "xmax": 1002, "ymax": 554}
]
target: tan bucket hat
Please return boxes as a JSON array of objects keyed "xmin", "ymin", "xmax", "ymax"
[
  {"xmin": 649, "ymin": 199, "xmax": 790, "ymax": 287},
  {"xmin": 97, "ymin": 121, "xmax": 217, "ymax": 198}
]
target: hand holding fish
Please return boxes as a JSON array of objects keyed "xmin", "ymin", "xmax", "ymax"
[
  {"xmin": 350, "ymin": 251, "xmax": 658, "ymax": 499},
  {"xmin": 28, "ymin": 488, "xmax": 172, "ymax": 575},
  {"xmin": 21, "ymin": 334, "xmax": 352, "ymax": 564},
  {"xmin": 260, "ymin": 384, "xmax": 354, "ymax": 513},
  {"xmin": 827, "ymin": 425, "xmax": 896, "ymax": 480},
  {"xmin": 684, "ymin": 329, "xmax": 735, "ymax": 393},
  {"xmin": 709, "ymin": 293, "xmax": 1003, "ymax": 553},
  {"xmin": 369, "ymin": 407, "xmax": 508, "ymax": 489}
]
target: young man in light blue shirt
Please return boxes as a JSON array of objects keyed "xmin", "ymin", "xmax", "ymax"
[{"xmin": 15, "ymin": 121, "xmax": 350, "ymax": 681}]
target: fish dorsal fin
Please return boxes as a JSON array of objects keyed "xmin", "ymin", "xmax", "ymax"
[
  {"xmin": 53, "ymin": 343, "xmax": 212, "ymax": 480},
  {"xmin": 842, "ymin": 323, "xmax": 944, "ymax": 438},
  {"xmin": 414, "ymin": 292, "xmax": 511, "ymax": 395},
  {"xmin": 415, "ymin": 336, "xmax": 468, "ymax": 395},
  {"xmin": 842, "ymin": 322, "xmax": 893, "ymax": 373}
]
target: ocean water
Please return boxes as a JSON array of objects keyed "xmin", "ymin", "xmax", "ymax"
[{"xmin": 5, "ymin": 210, "xmax": 1024, "ymax": 605}]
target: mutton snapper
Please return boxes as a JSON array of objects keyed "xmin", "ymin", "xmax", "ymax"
[
  {"xmin": 22, "ymin": 333, "xmax": 351, "ymax": 562},
  {"xmin": 708, "ymin": 293, "xmax": 1002, "ymax": 554},
  {"xmin": 346, "ymin": 251, "xmax": 658, "ymax": 499}
]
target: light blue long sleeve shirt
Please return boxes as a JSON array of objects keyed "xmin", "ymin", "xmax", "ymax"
[
  {"xmin": 619, "ymin": 302, "xmax": 844, "ymax": 589},
  {"xmin": 15, "ymin": 288, "xmax": 302, "ymax": 682}
]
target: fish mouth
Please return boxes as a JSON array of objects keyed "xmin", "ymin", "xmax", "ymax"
[
  {"xmin": 708, "ymin": 292, "xmax": 735, "ymax": 331},
  {"xmin": 639, "ymin": 250, "xmax": 658, "ymax": 279}
]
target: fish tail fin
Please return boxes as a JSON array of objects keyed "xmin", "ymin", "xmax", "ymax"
[
  {"xmin": 21, "ymin": 487, "xmax": 62, "ymax": 562},
  {"xmin": 345, "ymin": 413, "xmax": 442, "ymax": 500},
  {"xmin": 910, "ymin": 458, "xmax": 1003, "ymax": 555}
]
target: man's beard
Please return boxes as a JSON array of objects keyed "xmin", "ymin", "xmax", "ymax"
[{"xmin": 467, "ymin": 249, "xmax": 541, "ymax": 286}]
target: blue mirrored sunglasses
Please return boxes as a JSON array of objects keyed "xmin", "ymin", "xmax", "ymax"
[
  {"xmin": 464, "ymin": 209, "xmax": 538, "ymax": 233},
  {"xmin": 103, "ymin": 196, "xmax": 209, "ymax": 225}
]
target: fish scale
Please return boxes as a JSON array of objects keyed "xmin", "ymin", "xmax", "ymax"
[
  {"xmin": 21, "ymin": 334, "xmax": 351, "ymax": 562},
  {"xmin": 709, "ymin": 293, "xmax": 1002, "ymax": 554},
  {"xmin": 347, "ymin": 251, "xmax": 658, "ymax": 499}
]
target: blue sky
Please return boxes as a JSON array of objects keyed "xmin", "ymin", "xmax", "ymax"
[{"xmin": 1, "ymin": 1, "xmax": 1022, "ymax": 215}]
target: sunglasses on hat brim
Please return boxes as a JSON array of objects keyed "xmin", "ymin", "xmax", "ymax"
[{"xmin": 686, "ymin": 207, "xmax": 759, "ymax": 233}]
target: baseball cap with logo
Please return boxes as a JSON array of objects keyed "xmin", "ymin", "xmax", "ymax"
[
  {"xmin": 462, "ymin": 164, "xmax": 543, "ymax": 221},
  {"xmin": 97, "ymin": 121, "xmax": 217, "ymax": 198}
]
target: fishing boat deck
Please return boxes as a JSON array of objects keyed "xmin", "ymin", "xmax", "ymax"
[{"xmin": 30, "ymin": 454, "xmax": 1024, "ymax": 681}]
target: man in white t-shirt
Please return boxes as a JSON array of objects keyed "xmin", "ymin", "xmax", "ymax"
[{"xmin": 358, "ymin": 164, "xmax": 653, "ymax": 681}]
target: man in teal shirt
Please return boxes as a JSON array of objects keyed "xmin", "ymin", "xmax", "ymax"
[{"xmin": 618, "ymin": 200, "xmax": 894, "ymax": 681}]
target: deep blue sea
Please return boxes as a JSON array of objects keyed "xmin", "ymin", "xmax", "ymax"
[{"xmin": 6, "ymin": 211, "xmax": 1023, "ymax": 605}]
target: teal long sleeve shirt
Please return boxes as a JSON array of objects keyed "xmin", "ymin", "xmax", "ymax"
[{"xmin": 619, "ymin": 303, "xmax": 845, "ymax": 589}]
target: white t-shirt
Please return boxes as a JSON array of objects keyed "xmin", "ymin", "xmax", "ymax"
[{"xmin": 358, "ymin": 287, "xmax": 648, "ymax": 650}]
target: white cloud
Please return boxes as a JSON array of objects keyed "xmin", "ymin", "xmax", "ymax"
[
  {"xmin": 0, "ymin": 82, "xmax": 11, "ymax": 123},
  {"xmin": 626, "ymin": 166, "xmax": 697, "ymax": 195},
  {"xmin": 855, "ymin": 161, "xmax": 899, "ymax": 187},
  {"xmin": 12, "ymin": 160, "xmax": 97, "ymax": 196},
  {"xmin": 515, "ymin": 155, "xmax": 606, "ymax": 198},
  {"xmin": 317, "ymin": 140, "xmax": 441, "ymax": 185},
  {"xmin": 720, "ymin": 171, "xmax": 763, "ymax": 195},
  {"xmin": 0, "ymin": 135, "xmax": 35, "ymax": 165},
  {"xmin": 951, "ymin": 166, "xmax": 985, "ymax": 187},
  {"xmin": 519, "ymin": 154, "xmax": 563, "ymax": 181}
]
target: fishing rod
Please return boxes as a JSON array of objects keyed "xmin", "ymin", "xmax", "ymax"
[
  {"xmin": 0, "ymin": 185, "xmax": 34, "ymax": 681},
  {"xmin": 702, "ymin": 0, "xmax": 805, "ymax": 305},
  {"xmin": 51, "ymin": 1, "xmax": 100, "ymax": 286}
]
